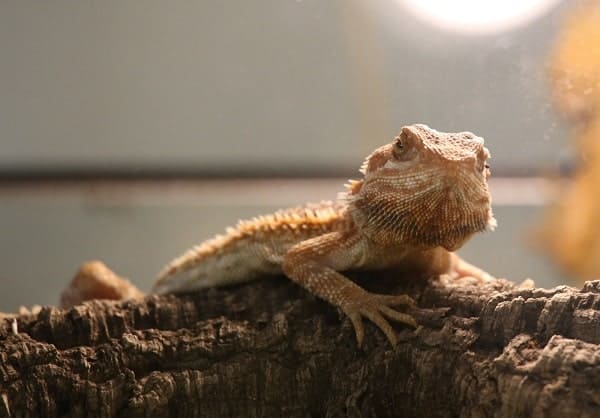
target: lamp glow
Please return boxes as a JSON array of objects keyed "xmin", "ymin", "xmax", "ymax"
[{"xmin": 399, "ymin": 0, "xmax": 561, "ymax": 34}]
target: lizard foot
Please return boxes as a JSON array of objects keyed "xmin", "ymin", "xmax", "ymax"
[
  {"xmin": 342, "ymin": 292, "xmax": 416, "ymax": 348},
  {"xmin": 60, "ymin": 261, "xmax": 145, "ymax": 308}
]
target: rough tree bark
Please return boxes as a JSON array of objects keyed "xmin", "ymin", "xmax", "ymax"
[{"xmin": 1, "ymin": 273, "xmax": 600, "ymax": 418}]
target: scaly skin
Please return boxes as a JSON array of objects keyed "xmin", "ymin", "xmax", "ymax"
[{"xmin": 149, "ymin": 123, "xmax": 497, "ymax": 347}]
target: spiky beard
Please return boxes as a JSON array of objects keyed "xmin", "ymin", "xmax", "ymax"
[{"xmin": 346, "ymin": 166, "xmax": 496, "ymax": 251}]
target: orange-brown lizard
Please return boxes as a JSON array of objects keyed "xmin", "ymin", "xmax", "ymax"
[{"xmin": 62, "ymin": 124, "xmax": 496, "ymax": 347}]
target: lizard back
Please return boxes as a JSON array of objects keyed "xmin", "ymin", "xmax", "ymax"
[{"xmin": 153, "ymin": 200, "xmax": 350, "ymax": 293}]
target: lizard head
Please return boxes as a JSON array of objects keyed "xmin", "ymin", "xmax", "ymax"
[{"xmin": 346, "ymin": 124, "xmax": 496, "ymax": 251}]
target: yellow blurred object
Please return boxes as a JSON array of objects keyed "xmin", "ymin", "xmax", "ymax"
[
  {"xmin": 538, "ymin": 0, "xmax": 600, "ymax": 281},
  {"xmin": 549, "ymin": 1, "xmax": 600, "ymax": 122}
]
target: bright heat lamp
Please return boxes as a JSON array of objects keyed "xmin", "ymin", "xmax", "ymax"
[{"xmin": 399, "ymin": 0, "xmax": 561, "ymax": 34}]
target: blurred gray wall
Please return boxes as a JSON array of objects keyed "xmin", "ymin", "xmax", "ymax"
[{"xmin": 1, "ymin": 0, "xmax": 569, "ymax": 175}]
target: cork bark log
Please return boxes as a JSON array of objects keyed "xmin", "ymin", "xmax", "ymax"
[{"xmin": 1, "ymin": 273, "xmax": 600, "ymax": 418}]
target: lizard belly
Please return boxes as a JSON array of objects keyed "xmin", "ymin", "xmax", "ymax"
[{"xmin": 154, "ymin": 241, "xmax": 288, "ymax": 293}]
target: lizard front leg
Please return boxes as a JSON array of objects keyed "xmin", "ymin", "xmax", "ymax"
[{"xmin": 282, "ymin": 232, "xmax": 416, "ymax": 348}]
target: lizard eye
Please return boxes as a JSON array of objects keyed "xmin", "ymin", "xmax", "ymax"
[
  {"xmin": 394, "ymin": 136, "xmax": 404, "ymax": 150},
  {"xmin": 392, "ymin": 131, "xmax": 414, "ymax": 161}
]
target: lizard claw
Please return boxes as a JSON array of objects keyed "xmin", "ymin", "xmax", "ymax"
[{"xmin": 342, "ymin": 293, "xmax": 417, "ymax": 348}]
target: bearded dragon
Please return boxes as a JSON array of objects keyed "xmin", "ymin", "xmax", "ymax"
[{"xmin": 62, "ymin": 124, "xmax": 496, "ymax": 347}]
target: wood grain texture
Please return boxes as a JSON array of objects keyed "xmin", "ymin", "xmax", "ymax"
[{"xmin": 2, "ymin": 274, "xmax": 600, "ymax": 418}]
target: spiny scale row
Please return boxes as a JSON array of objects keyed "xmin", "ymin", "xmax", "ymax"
[{"xmin": 157, "ymin": 202, "xmax": 346, "ymax": 278}]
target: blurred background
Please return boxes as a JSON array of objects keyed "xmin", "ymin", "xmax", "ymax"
[{"xmin": 1, "ymin": 0, "xmax": 595, "ymax": 311}]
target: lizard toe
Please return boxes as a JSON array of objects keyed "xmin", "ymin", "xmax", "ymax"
[
  {"xmin": 361, "ymin": 308, "xmax": 398, "ymax": 348},
  {"xmin": 379, "ymin": 305, "xmax": 417, "ymax": 328},
  {"xmin": 347, "ymin": 312, "xmax": 365, "ymax": 348},
  {"xmin": 374, "ymin": 293, "xmax": 416, "ymax": 308}
]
